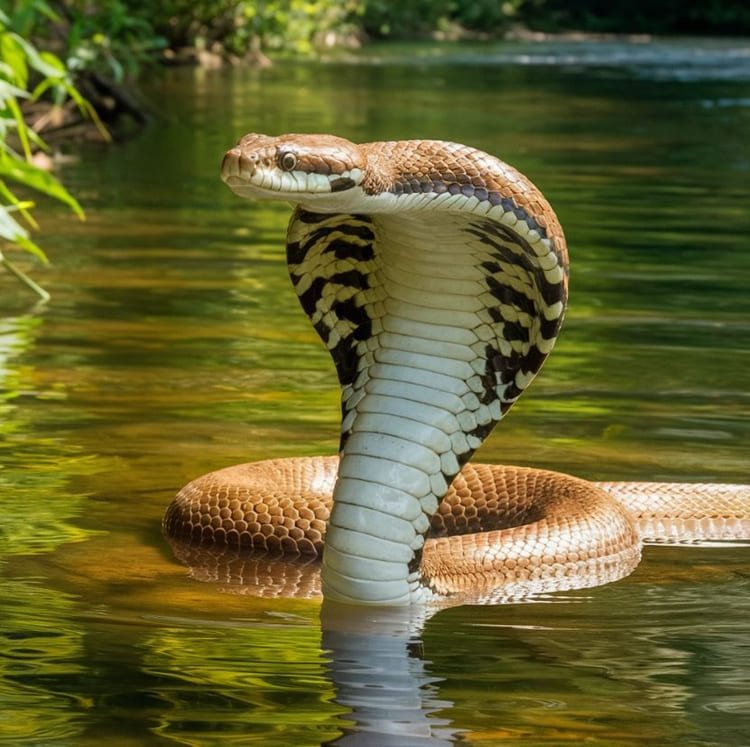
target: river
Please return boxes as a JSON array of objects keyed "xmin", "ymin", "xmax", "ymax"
[{"xmin": 1, "ymin": 37, "xmax": 749, "ymax": 746}]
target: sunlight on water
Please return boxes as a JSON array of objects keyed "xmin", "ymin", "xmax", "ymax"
[{"xmin": 1, "ymin": 38, "xmax": 749, "ymax": 746}]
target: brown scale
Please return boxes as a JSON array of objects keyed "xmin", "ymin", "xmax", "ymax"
[
  {"xmin": 165, "ymin": 455, "xmax": 749, "ymax": 598},
  {"xmin": 359, "ymin": 139, "xmax": 568, "ymax": 266},
  {"xmin": 166, "ymin": 458, "xmax": 622, "ymax": 554},
  {"xmin": 165, "ymin": 459, "xmax": 332, "ymax": 555}
]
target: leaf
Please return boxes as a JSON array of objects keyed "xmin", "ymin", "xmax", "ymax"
[
  {"xmin": 0, "ymin": 157, "xmax": 83, "ymax": 218},
  {"xmin": 0, "ymin": 247, "xmax": 50, "ymax": 299},
  {"xmin": 29, "ymin": 76, "xmax": 56, "ymax": 101},
  {"xmin": 0, "ymin": 79, "xmax": 29, "ymax": 104},
  {"xmin": 0, "ymin": 179, "xmax": 37, "ymax": 229},
  {"xmin": 0, "ymin": 179, "xmax": 38, "ymax": 229},
  {"xmin": 8, "ymin": 32, "xmax": 67, "ymax": 81},
  {"xmin": 0, "ymin": 208, "xmax": 48, "ymax": 262},
  {"xmin": 37, "ymin": 50, "xmax": 66, "ymax": 73},
  {"xmin": 6, "ymin": 97, "xmax": 31, "ymax": 159},
  {"xmin": 0, "ymin": 31, "xmax": 28, "ymax": 88},
  {"xmin": 59, "ymin": 81, "xmax": 111, "ymax": 142},
  {"xmin": 10, "ymin": 0, "xmax": 61, "ymax": 33},
  {"xmin": 0, "ymin": 203, "xmax": 29, "ymax": 242}
]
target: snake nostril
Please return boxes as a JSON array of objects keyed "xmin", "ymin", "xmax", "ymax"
[
  {"xmin": 221, "ymin": 148, "xmax": 242, "ymax": 179},
  {"xmin": 240, "ymin": 153, "xmax": 259, "ymax": 177}
]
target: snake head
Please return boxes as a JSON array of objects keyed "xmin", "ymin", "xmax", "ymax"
[{"xmin": 222, "ymin": 133, "xmax": 367, "ymax": 202}]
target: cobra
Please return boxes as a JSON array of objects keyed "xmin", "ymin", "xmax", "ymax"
[{"xmin": 164, "ymin": 133, "xmax": 750, "ymax": 605}]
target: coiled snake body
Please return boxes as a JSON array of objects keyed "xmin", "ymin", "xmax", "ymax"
[{"xmin": 164, "ymin": 134, "xmax": 750, "ymax": 605}]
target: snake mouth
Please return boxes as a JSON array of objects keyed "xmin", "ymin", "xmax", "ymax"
[
  {"xmin": 222, "ymin": 175, "xmax": 281, "ymax": 201},
  {"xmin": 222, "ymin": 175, "xmax": 341, "ymax": 204}
]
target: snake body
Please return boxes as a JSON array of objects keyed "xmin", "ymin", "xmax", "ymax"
[{"xmin": 165, "ymin": 134, "xmax": 750, "ymax": 605}]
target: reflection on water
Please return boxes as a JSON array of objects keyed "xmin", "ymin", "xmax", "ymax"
[
  {"xmin": 0, "ymin": 580, "xmax": 85, "ymax": 744},
  {"xmin": 319, "ymin": 605, "xmax": 457, "ymax": 747},
  {"xmin": 0, "ymin": 315, "xmax": 101, "ymax": 556},
  {"xmin": 1, "ymin": 38, "xmax": 749, "ymax": 745}
]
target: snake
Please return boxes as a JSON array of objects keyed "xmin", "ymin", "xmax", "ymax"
[{"xmin": 164, "ymin": 133, "xmax": 750, "ymax": 605}]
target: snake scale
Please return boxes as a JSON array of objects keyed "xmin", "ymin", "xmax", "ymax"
[{"xmin": 164, "ymin": 134, "xmax": 750, "ymax": 605}]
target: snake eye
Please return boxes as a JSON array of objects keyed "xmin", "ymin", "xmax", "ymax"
[{"xmin": 279, "ymin": 151, "xmax": 297, "ymax": 171}]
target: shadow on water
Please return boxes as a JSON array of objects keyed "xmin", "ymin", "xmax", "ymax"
[{"xmin": 1, "ymin": 37, "xmax": 750, "ymax": 745}]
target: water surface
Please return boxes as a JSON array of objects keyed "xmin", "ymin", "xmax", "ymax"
[{"xmin": 1, "ymin": 38, "xmax": 749, "ymax": 745}]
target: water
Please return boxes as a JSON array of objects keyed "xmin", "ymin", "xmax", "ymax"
[{"xmin": 1, "ymin": 38, "xmax": 749, "ymax": 745}]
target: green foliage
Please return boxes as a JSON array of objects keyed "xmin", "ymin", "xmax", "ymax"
[
  {"xmin": 123, "ymin": 0, "xmax": 363, "ymax": 58},
  {"xmin": 518, "ymin": 0, "xmax": 750, "ymax": 35},
  {"xmin": 62, "ymin": 0, "xmax": 166, "ymax": 83},
  {"xmin": 0, "ymin": 2, "xmax": 107, "ymax": 300},
  {"xmin": 236, "ymin": 0, "xmax": 363, "ymax": 55},
  {"xmin": 362, "ymin": 0, "xmax": 453, "ymax": 38},
  {"xmin": 13, "ymin": 1, "xmax": 165, "ymax": 84},
  {"xmin": 63, "ymin": 0, "xmax": 750, "ymax": 53},
  {"xmin": 361, "ymin": 0, "xmax": 526, "ymax": 38},
  {"xmin": 362, "ymin": 0, "xmax": 750, "ymax": 38},
  {"xmin": 451, "ymin": 0, "xmax": 526, "ymax": 32}
]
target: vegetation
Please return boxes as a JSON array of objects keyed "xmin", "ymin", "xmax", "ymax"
[
  {"xmin": 518, "ymin": 0, "xmax": 750, "ymax": 36},
  {"xmin": 1, "ymin": 3, "xmax": 109, "ymax": 301},
  {"xmin": 361, "ymin": 0, "xmax": 750, "ymax": 38},
  {"xmin": 136, "ymin": 0, "xmax": 363, "ymax": 60}
]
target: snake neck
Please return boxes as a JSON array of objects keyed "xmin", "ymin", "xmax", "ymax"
[{"xmin": 287, "ymin": 195, "xmax": 567, "ymax": 604}]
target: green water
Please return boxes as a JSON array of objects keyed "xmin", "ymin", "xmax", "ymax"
[{"xmin": 1, "ymin": 38, "xmax": 749, "ymax": 745}]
